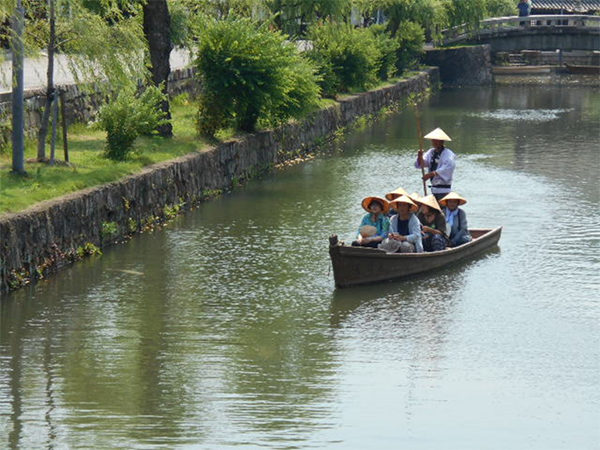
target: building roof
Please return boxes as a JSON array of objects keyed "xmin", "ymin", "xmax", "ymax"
[{"xmin": 532, "ymin": 0, "xmax": 600, "ymax": 12}]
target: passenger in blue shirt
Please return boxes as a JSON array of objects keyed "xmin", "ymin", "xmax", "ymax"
[
  {"xmin": 352, "ymin": 196, "xmax": 390, "ymax": 248},
  {"xmin": 439, "ymin": 192, "xmax": 472, "ymax": 247}
]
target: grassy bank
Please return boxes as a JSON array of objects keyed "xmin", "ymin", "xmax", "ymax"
[
  {"xmin": 0, "ymin": 95, "xmax": 225, "ymax": 214},
  {"xmin": 0, "ymin": 76, "xmax": 413, "ymax": 215}
]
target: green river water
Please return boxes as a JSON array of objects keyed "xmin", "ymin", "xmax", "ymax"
[{"xmin": 1, "ymin": 85, "xmax": 599, "ymax": 449}]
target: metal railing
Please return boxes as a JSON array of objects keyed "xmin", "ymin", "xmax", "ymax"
[{"xmin": 441, "ymin": 15, "xmax": 600, "ymax": 45}]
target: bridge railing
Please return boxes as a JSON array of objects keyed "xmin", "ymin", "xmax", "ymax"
[{"xmin": 441, "ymin": 15, "xmax": 600, "ymax": 45}]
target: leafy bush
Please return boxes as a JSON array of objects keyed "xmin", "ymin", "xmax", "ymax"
[
  {"xmin": 368, "ymin": 25, "xmax": 400, "ymax": 81},
  {"xmin": 0, "ymin": 119, "xmax": 11, "ymax": 155},
  {"xmin": 395, "ymin": 21, "xmax": 425, "ymax": 74},
  {"xmin": 486, "ymin": 0, "xmax": 517, "ymax": 17},
  {"xmin": 307, "ymin": 22, "xmax": 380, "ymax": 96},
  {"xmin": 97, "ymin": 85, "xmax": 168, "ymax": 160},
  {"xmin": 194, "ymin": 17, "xmax": 321, "ymax": 136}
]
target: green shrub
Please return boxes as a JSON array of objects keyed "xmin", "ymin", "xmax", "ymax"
[
  {"xmin": 368, "ymin": 24, "xmax": 400, "ymax": 81},
  {"xmin": 0, "ymin": 119, "xmax": 11, "ymax": 154},
  {"xmin": 194, "ymin": 17, "xmax": 321, "ymax": 136},
  {"xmin": 307, "ymin": 22, "xmax": 380, "ymax": 95},
  {"xmin": 100, "ymin": 221, "xmax": 118, "ymax": 239},
  {"xmin": 486, "ymin": 0, "xmax": 517, "ymax": 17},
  {"xmin": 97, "ymin": 85, "xmax": 168, "ymax": 160},
  {"xmin": 394, "ymin": 21, "xmax": 425, "ymax": 74}
]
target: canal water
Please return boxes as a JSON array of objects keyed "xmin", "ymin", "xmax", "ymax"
[{"xmin": 1, "ymin": 85, "xmax": 599, "ymax": 449}]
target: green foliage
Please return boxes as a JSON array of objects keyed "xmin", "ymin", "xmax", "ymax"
[
  {"xmin": 97, "ymin": 85, "xmax": 168, "ymax": 160},
  {"xmin": 163, "ymin": 200, "xmax": 184, "ymax": 220},
  {"xmin": 194, "ymin": 17, "xmax": 321, "ymax": 136},
  {"xmin": 394, "ymin": 21, "xmax": 425, "ymax": 74},
  {"xmin": 307, "ymin": 22, "xmax": 380, "ymax": 96},
  {"xmin": 76, "ymin": 242, "xmax": 102, "ymax": 258},
  {"xmin": 0, "ymin": 119, "xmax": 11, "ymax": 154},
  {"xmin": 486, "ymin": 0, "xmax": 517, "ymax": 17},
  {"xmin": 445, "ymin": 0, "xmax": 487, "ymax": 28},
  {"xmin": 100, "ymin": 221, "xmax": 118, "ymax": 238},
  {"xmin": 168, "ymin": 0, "xmax": 195, "ymax": 46},
  {"xmin": 62, "ymin": 3, "xmax": 148, "ymax": 93},
  {"xmin": 367, "ymin": 24, "xmax": 400, "ymax": 81},
  {"xmin": 266, "ymin": 0, "xmax": 349, "ymax": 36},
  {"xmin": 180, "ymin": 0, "xmax": 267, "ymax": 19},
  {"xmin": 128, "ymin": 218, "xmax": 138, "ymax": 233},
  {"xmin": 356, "ymin": 0, "xmax": 448, "ymax": 42}
]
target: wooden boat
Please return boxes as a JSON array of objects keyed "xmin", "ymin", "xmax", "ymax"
[
  {"xmin": 564, "ymin": 63, "xmax": 600, "ymax": 75},
  {"xmin": 329, "ymin": 227, "xmax": 502, "ymax": 288},
  {"xmin": 492, "ymin": 65, "xmax": 552, "ymax": 74}
]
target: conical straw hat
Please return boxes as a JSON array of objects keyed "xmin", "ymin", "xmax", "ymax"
[
  {"xmin": 408, "ymin": 192, "xmax": 421, "ymax": 203},
  {"xmin": 390, "ymin": 194, "xmax": 418, "ymax": 213},
  {"xmin": 414, "ymin": 194, "xmax": 442, "ymax": 213},
  {"xmin": 361, "ymin": 196, "xmax": 390, "ymax": 214},
  {"xmin": 385, "ymin": 187, "xmax": 408, "ymax": 201},
  {"xmin": 439, "ymin": 191, "xmax": 467, "ymax": 206},
  {"xmin": 424, "ymin": 127, "xmax": 452, "ymax": 141}
]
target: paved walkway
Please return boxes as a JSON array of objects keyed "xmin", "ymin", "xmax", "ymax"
[{"xmin": 0, "ymin": 48, "xmax": 192, "ymax": 94}]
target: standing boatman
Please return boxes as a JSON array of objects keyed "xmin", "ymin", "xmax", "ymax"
[{"xmin": 414, "ymin": 128, "xmax": 455, "ymax": 202}]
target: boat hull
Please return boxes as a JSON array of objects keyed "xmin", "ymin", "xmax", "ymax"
[
  {"xmin": 564, "ymin": 64, "xmax": 600, "ymax": 75},
  {"xmin": 329, "ymin": 227, "xmax": 502, "ymax": 288}
]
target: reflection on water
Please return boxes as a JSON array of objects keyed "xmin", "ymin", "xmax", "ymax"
[
  {"xmin": 1, "ymin": 85, "xmax": 599, "ymax": 449},
  {"xmin": 468, "ymin": 108, "xmax": 573, "ymax": 121}
]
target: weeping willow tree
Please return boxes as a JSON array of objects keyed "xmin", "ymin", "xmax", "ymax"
[
  {"xmin": 353, "ymin": 0, "xmax": 448, "ymax": 41},
  {"xmin": 266, "ymin": 0, "xmax": 350, "ymax": 36},
  {"xmin": 19, "ymin": 0, "xmax": 148, "ymax": 161}
]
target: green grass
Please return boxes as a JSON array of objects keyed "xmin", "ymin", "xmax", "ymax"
[{"xmin": 0, "ymin": 96, "xmax": 217, "ymax": 214}]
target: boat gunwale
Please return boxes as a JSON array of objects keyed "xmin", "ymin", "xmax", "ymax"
[{"xmin": 331, "ymin": 227, "xmax": 502, "ymax": 259}]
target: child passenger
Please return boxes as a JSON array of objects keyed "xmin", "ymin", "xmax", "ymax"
[
  {"xmin": 439, "ymin": 192, "xmax": 472, "ymax": 247},
  {"xmin": 352, "ymin": 196, "xmax": 390, "ymax": 248},
  {"xmin": 415, "ymin": 194, "xmax": 448, "ymax": 252}
]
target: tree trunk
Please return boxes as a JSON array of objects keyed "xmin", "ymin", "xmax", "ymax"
[
  {"xmin": 37, "ymin": 0, "xmax": 56, "ymax": 162},
  {"xmin": 11, "ymin": 0, "xmax": 26, "ymax": 175},
  {"xmin": 143, "ymin": 0, "xmax": 173, "ymax": 137}
]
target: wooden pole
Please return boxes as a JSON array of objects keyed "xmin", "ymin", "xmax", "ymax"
[
  {"xmin": 49, "ymin": 93, "xmax": 58, "ymax": 165},
  {"xmin": 59, "ymin": 90, "xmax": 69, "ymax": 163},
  {"xmin": 415, "ymin": 107, "xmax": 428, "ymax": 196}
]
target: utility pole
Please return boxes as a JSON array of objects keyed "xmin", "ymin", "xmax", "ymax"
[{"xmin": 11, "ymin": 0, "xmax": 26, "ymax": 175}]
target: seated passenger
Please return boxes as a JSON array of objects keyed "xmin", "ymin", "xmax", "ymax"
[
  {"xmin": 384, "ymin": 187, "xmax": 409, "ymax": 217},
  {"xmin": 439, "ymin": 192, "xmax": 472, "ymax": 247},
  {"xmin": 415, "ymin": 194, "xmax": 448, "ymax": 252},
  {"xmin": 352, "ymin": 196, "xmax": 390, "ymax": 248},
  {"xmin": 385, "ymin": 195, "xmax": 423, "ymax": 253}
]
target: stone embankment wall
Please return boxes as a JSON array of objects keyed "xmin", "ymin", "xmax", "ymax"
[
  {"xmin": 424, "ymin": 45, "xmax": 492, "ymax": 87},
  {"xmin": 0, "ymin": 68, "xmax": 439, "ymax": 294}
]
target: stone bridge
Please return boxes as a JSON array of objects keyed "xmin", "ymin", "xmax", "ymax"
[{"xmin": 441, "ymin": 15, "xmax": 600, "ymax": 52}]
